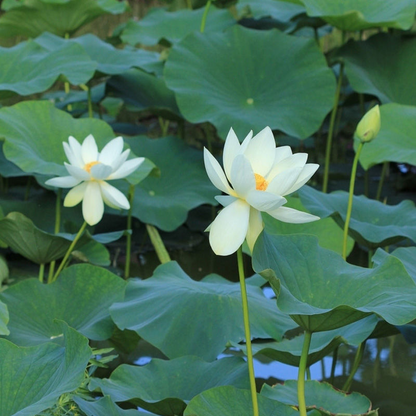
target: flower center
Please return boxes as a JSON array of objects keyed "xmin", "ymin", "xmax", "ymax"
[
  {"xmin": 84, "ymin": 161, "xmax": 100, "ymax": 173},
  {"xmin": 254, "ymin": 173, "xmax": 268, "ymax": 191}
]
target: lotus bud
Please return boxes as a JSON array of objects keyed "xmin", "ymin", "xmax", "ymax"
[{"xmin": 355, "ymin": 105, "xmax": 381, "ymax": 143}]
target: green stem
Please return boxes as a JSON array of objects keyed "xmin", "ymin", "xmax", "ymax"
[
  {"xmin": 125, "ymin": 184, "xmax": 135, "ymax": 279},
  {"xmin": 158, "ymin": 117, "xmax": 169, "ymax": 137},
  {"xmin": 48, "ymin": 189, "xmax": 62, "ymax": 283},
  {"xmin": 200, "ymin": 0, "xmax": 211, "ymax": 33},
  {"xmin": 39, "ymin": 263, "xmax": 45, "ymax": 283},
  {"xmin": 342, "ymin": 141, "xmax": 364, "ymax": 260},
  {"xmin": 368, "ymin": 249, "xmax": 374, "ymax": 268},
  {"xmin": 330, "ymin": 346, "xmax": 338, "ymax": 385},
  {"xmin": 202, "ymin": 123, "xmax": 213, "ymax": 153},
  {"xmin": 146, "ymin": 224, "xmax": 171, "ymax": 264},
  {"xmin": 237, "ymin": 247, "xmax": 259, "ymax": 416},
  {"xmin": 87, "ymin": 86, "xmax": 93, "ymax": 118},
  {"xmin": 185, "ymin": 0, "xmax": 192, "ymax": 9},
  {"xmin": 342, "ymin": 341, "xmax": 366, "ymax": 392},
  {"xmin": 298, "ymin": 330, "xmax": 312, "ymax": 416},
  {"xmin": 376, "ymin": 162, "xmax": 388, "ymax": 201},
  {"xmin": 323, "ymin": 63, "xmax": 344, "ymax": 193},
  {"xmin": 53, "ymin": 221, "xmax": 87, "ymax": 282},
  {"xmin": 64, "ymin": 33, "xmax": 73, "ymax": 112}
]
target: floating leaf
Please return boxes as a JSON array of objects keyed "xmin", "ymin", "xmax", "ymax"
[
  {"xmin": 302, "ymin": 0, "xmax": 416, "ymax": 30},
  {"xmin": 0, "ymin": 39, "xmax": 95, "ymax": 98},
  {"xmin": 0, "ymin": 300, "xmax": 9, "ymax": 336},
  {"xmin": 125, "ymin": 136, "xmax": 217, "ymax": 231},
  {"xmin": 0, "ymin": 264, "xmax": 126, "ymax": 345},
  {"xmin": 263, "ymin": 195, "xmax": 354, "ymax": 256},
  {"xmin": 0, "ymin": 322, "xmax": 91, "ymax": 416},
  {"xmin": 252, "ymin": 233, "xmax": 416, "ymax": 332},
  {"xmin": 110, "ymin": 261, "xmax": 296, "ymax": 361},
  {"xmin": 299, "ymin": 185, "xmax": 416, "ymax": 249},
  {"xmin": 108, "ymin": 69, "xmax": 182, "ymax": 120},
  {"xmin": 165, "ymin": 25, "xmax": 335, "ymax": 139},
  {"xmin": 0, "ymin": 0, "xmax": 128, "ymax": 38},
  {"xmin": 237, "ymin": 0, "xmax": 305, "ymax": 22},
  {"xmin": 184, "ymin": 386, "xmax": 299, "ymax": 416},
  {"xmin": 354, "ymin": 103, "xmax": 416, "ymax": 170},
  {"xmin": 121, "ymin": 7, "xmax": 235, "ymax": 46},
  {"xmin": 236, "ymin": 315, "xmax": 378, "ymax": 367},
  {"xmin": 90, "ymin": 356, "xmax": 249, "ymax": 416},
  {"xmin": 261, "ymin": 380, "xmax": 377, "ymax": 415},
  {"xmin": 338, "ymin": 34, "xmax": 416, "ymax": 105}
]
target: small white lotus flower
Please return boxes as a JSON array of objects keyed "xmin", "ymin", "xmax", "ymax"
[
  {"xmin": 204, "ymin": 126, "xmax": 320, "ymax": 256},
  {"xmin": 46, "ymin": 134, "xmax": 144, "ymax": 226}
]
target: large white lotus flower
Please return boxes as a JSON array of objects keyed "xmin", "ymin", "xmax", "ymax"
[
  {"xmin": 204, "ymin": 126, "xmax": 320, "ymax": 256},
  {"xmin": 45, "ymin": 134, "xmax": 144, "ymax": 226}
]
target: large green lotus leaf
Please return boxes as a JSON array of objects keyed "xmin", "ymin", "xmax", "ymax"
[
  {"xmin": 0, "ymin": 321, "xmax": 91, "ymax": 416},
  {"xmin": 0, "ymin": 101, "xmax": 115, "ymax": 177},
  {"xmin": 337, "ymin": 34, "xmax": 416, "ymax": 105},
  {"xmin": 237, "ymin": 0, "xmax": 305, "ymax": 21},
  {"xmin": 0, "ymin": 300, "xmax": 9, "ymax": 336},
  {"xmin": 373, "ymin": 247, "xmax": 416, "ymax": 285},
  {"xmin": 34, "ymin": 32, "xmax": 160, "ymax": 76},
  {"xmin": 0, "ymin": 264, "xmax": 125, "ymax": 346},
  {"xmin": 184, "ymin": 386, "xmax": 299, "ymax": 416},
  {"xmin": 165, "ymin": 25, "xmax": 335, "ymax": 140},
  {"xmin": 354, "ymin": 104, "xmax": 416, "ymax": 170},
  {"xmin": 236, "ymin": 315, "xmax": 377, "ymax": 367},
  {"xmin": 125, "ymin": 136, "xmax": 217, "ymax": 231},
  {"xmin": 74, "ymin": 396, "xmax": 155, "ymax": 416},
  {"xmin": 261, "ymin": 380, "xmax": 377, "ymax": 415},
  {"xmin": 89, "ymin": 356, "xmax": 249, "ymax": 415},
  {"xmin": 110, "ymin": 261, "xmax": 296, "ymax": 361},
  {"xmin": 263, "ymin": 195, "xmax": 354, "ymax": 256},
  {"xmin": 252, "ymin": 233, "xmax": 416, "ymax": 332},
  {"xmin": 121, "ymin": 7, "xmax": 235, "ymax": 46},
  {"xmin": 0, "ymin": 0, "xmax": 128, "ymax": 38},
  {"xmin": 0, "ymin": 212, "xmax": 79, "ymax": 264},
  {"xmin": 107, "ymin": 69, "xmax": 182, "ymax": 121},
  {"xmin": 298, "ymin": 185, "xmax": 416, "ymax": 249},
  {"xmin": 302, "ymin": 0, "xmax": 415, "ymax": 30},
  {"xmin": 0, "ymin": 39, "xmax": 95, "ymax": 98}
]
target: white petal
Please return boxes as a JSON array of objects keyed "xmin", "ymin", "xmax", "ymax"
[
  {"xmin": 266, "ymin": 166, "xmax": 303, "ymax": 196},
  {"xmin": 223, "ymin": 128, "xmax": 240, "ymax": 182},
  {"xmin": 268, "ymin": 206, "xmax": 320, "ymax": 224},
  {"xmin": 246, "ymin": 190, "xmax": 287, "ymax": 212},
  {"xmin": 65, "ymin": 162, "xmax": 90, "ymax": 181},
  {"xmin": 45, "ymin": 176, "xmax": 81, "ymax": 188},
  {"xmin": 273, "ymin": 146, "xmax": 292, "ymax": 165},
  {"xmin": 267, "ymin": 153, "xmax": 308, "ymax": 181},
  {"xmin": 81, "ymin": 134, "xmax": 98, "ymax": 164},
  {"xmin": 246, "ymin": 207, "xmax": 264, "ymax": 253},
  {"xmin": 203, "ymin": 148, "xmax": 234, "ymax": 195},
  {"xmin": 68, "ymin": 136, "xmax": 84, "ymax": 167},
  {"xmin": 99, "ymin": 136, "xmax": 124, "ymax": 166},
  {"xmin": 99, "ymin": 181, "xmax": 130, "ymax": 210},
  {"xmin": 243, "ymin": 126, "xmax": 276, "ymax": 176},
  {"xmin": 209, "ymin": 199, "xmax": 250, "ymax": 256},
  {"xmin": 240, "ymin": 130, "xmax": 253, "ymax": 153},
  {"xmin": 229, "ymin": 154, "xmax": 255, "ymax": 198},
  {"xmin": 111, "ymin": 149, "xmax": 130, "ymax": 173},
  {"xmin": 63, "ymin": 182, "xmax": 87, "ymax": 207},
  {"xmin": 284, "ymin": 164, "xmax": 319, "ymax": 195},
  {"xmin": 63, "ymin": 142, "xmax": 83, "ymax": 168},
  {"xmin": 90, "ymin": 163, "xmax": 113, "ymax": 180},
  {"xmin": 215, "ymin": 195, "xmax": 237, "ymax": 207},
  {"xmin": 82, "ymin": 181, "xmax": 104, "ymax": 226},
  {"xmin": 107, "ymin": 157, "xmax": 144, "ymax": 180}
]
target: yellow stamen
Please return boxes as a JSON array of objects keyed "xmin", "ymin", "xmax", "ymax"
[
  {"xmin": 254, "ymin": 173, "xmax": 268, "ymax": 191},
  {"xmin": 84, "ymin": 161, "xmax": 100, "ymax": 173}
]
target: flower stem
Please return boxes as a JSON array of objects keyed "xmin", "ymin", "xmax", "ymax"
[
  {"xmin": 323, "ymin": 62, "xmax": 344, "ymax": 193},
  {"xmin": 48, "ymin": 189, "xmax": 62, "ymax": 283},
  {"xmin": 342, "ymin": 141, "xmax": 364, "ymax": 260},
  {"xmin": 38, "ymin": 263, "xmax": 45, "ymax": 283},
  {"xmin": 185, "ymin": 0, "xmax": 192, "ymax": 9},
  {"xmin": 125, "ymin": 184, "xmax": 135, "ymax": 279},
  {"xmin": 146, "ymin": 224, "xmax": 171, "ymax": 264},
  {"xmin": 298, "ymin": 330, "xmax": 312, "ymax": 416},
  {"xmin": 200, "ymin": 0, "xmax": 211, "ymax": 33},
  {"xmin": 376, "ymin": 161, "xmax": 388, "ymax": 201},
  {"xmin": 53, "ymin": 221, "xmax": 87, "ymax": 282},
  {"xmin": 330, "ymin": 346, "xmax": 338, "ymax": 385},
  {"xmin": 342, "ymin": 340, "xmax": 366, "ymax": 392},
  {"xmin": 158, "ymin": 117, "xmax": 169, "ymax": 137},
  {"xmin": 87, "ymin": 86, "xmax": 93, "ymax": 118},
  {"xmin": 64, "ymin": 33, "xmax": 73, "ymax": 112},
  {"xmin": 237, "ymin": 247, "xmax": 259, "ymax": 416}
]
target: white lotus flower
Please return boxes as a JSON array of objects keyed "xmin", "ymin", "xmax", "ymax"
[
  {"xmin": 45, "ymin": 134, "xmax": 144, "ymax": 226},
  {"xmin": 204, "ymin": 126, "xmax": 320, "ymax": 256}
]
